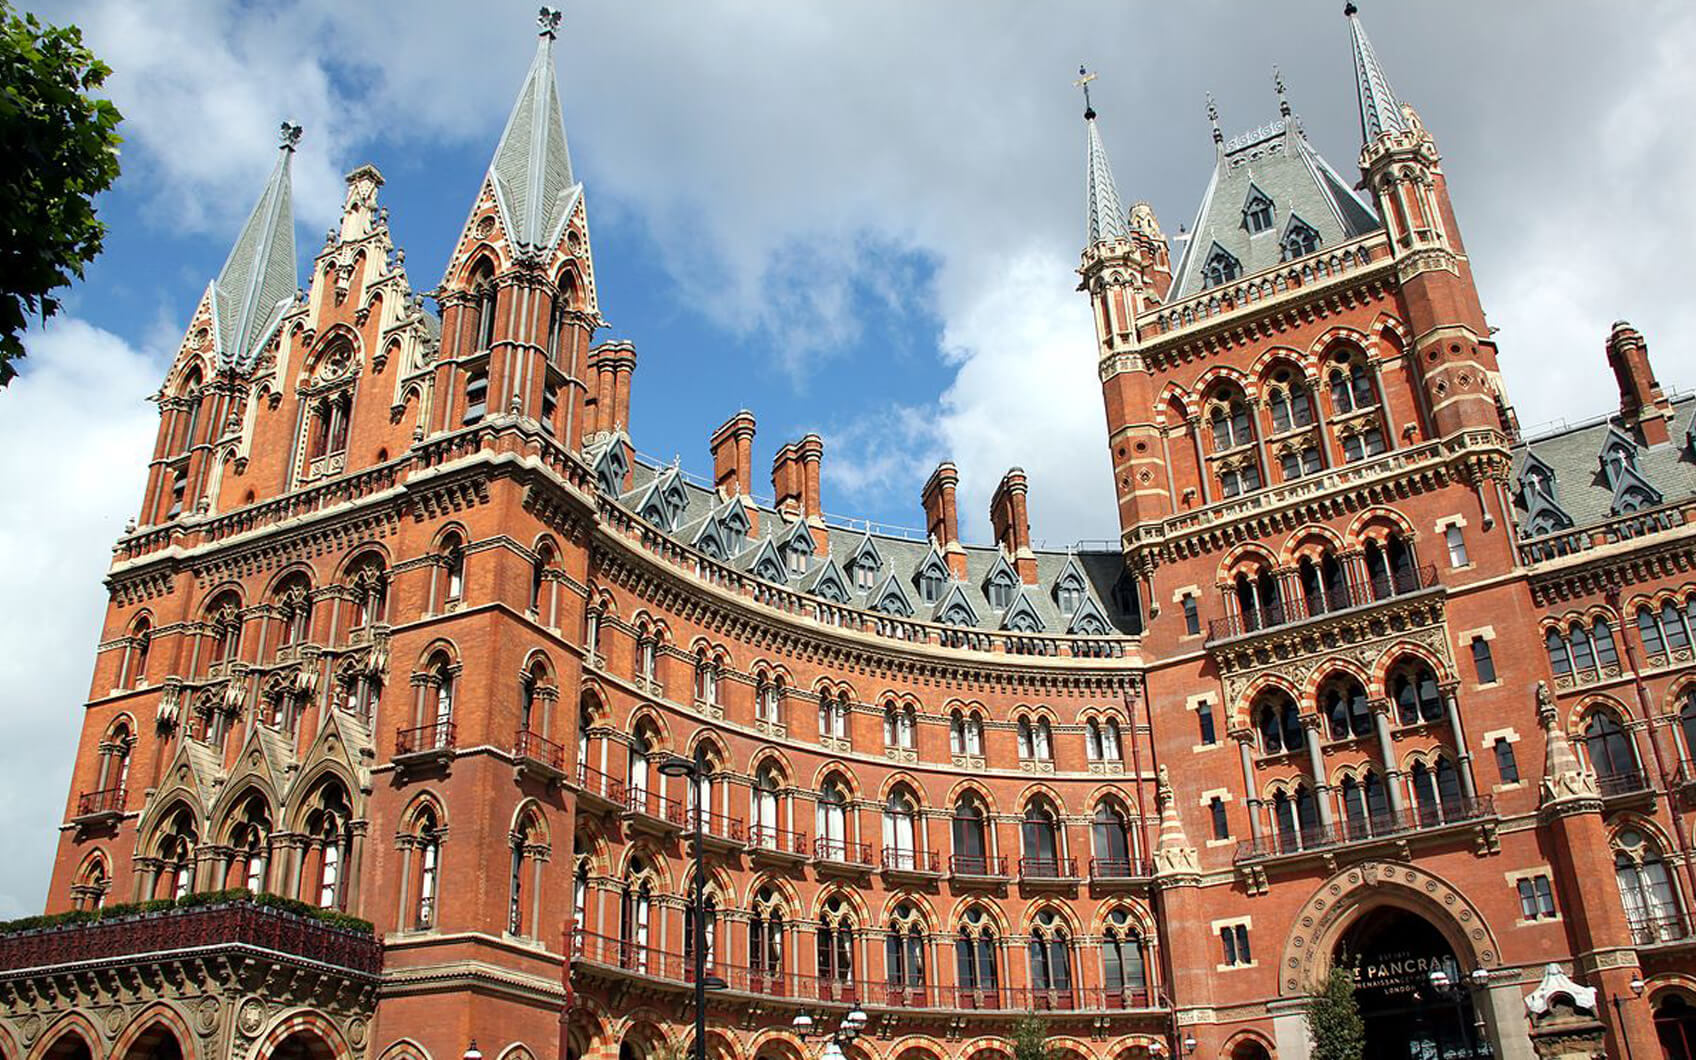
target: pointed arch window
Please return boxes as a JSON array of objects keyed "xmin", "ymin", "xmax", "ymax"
[
  {"xmin": 882, "ymin": 788, "xmax": 919, "ymax": 869},
  {"xmin": 817, "ymin": 895, "xmax": 856, "ymax": 987},
  {"xmin": 304, "ymin": 783, "xmax": 353, "ymax": 910},
  {"xmin": 156, "ymin": 808, "xmax": 197, "ymax": 899},
  {"xmin": 1027, "ymin": 908, "xmax": 1073, "ymax": 1002},
  {"xmin": 1614, "ymin": 829, "xmax": 1685, "ymax": 944},
  {"xmin": 1281, "ymin": 217, "xmax": 1322, "ymax": 260},
  {"xmin": 1091, "ymin": 803, "xmax": 1132, "ymax": 875},
  {"xmin": 952, "ymin": 796, "xmax": 990, "ymax": 873},
  {"xmin": 1101, "ymin": 908, "xmax": 1148, "ymax": 1005},
  {"xmin": 122, "ymin": 619, "xmax": 152, "ymax": 690},
  {"xmin": 1328, "ymin": 350, "xmax": 1378, "ymax": 413},
  {"xmin": 748, "ymin": 886, "xmax": 785, "ymax": 984},
  {"xmin": 175, "ymin": 368, "xmax": 203, "ymax": 456},
  {"xmin": 886, "ymin": 902, "xmax": 927, "ymax": 1002},
  {"xmin": 1243, "ymin": 188, "xmax": 1275, "ymax": 234},
  {"xmin": 1254, "ymin": 690, "xmax": 1304, "ymax": 754},
  {"xmin": 816, "ymin": 777, "xmax": 849, "ymax": 859},
  {"xmin": 463, "ymin": 369, "xmax": 489, "ymax": 425},
  {"xmin": 1584, "ymin": 711, "xmax": 1641, "ymax": 790},
  {"xmin": 955, "ymin": 906, "xmax": 1000, "ymax": 1003},
  {"xmin": 1266, "ymin": 369, "xmax": 1315, "ymax": 433},
  {"xmin": 1321, "ymin": 675, "xmax": 1372, "ymax": 741},
  {"xmin": 683, "ymin": 888, "xmax": 719, "ymax": 973},
  {"xmin": 412, "ymin": 808, "xmax": 441, "ymax": 929},
  {"xmin": 752, "ymin": 764, "xmax": 783, "ymax": 846},
  {"xmin": 619, "ymin": 861, "xmax": 653, "ymax": 971},
  {"xmin": 1202, "ymin": 244, "xmax": 1242, "ymax": 289},
  {"xmin": 1021, "ymin": 802, "xmax": 1061, "ymax": 870},
  {"xmin": 1389, "ymin": 660, "xmax": 1444, "ymax": 726},
  {"xmin": 440, "ymin": 533, "xmax": 466, "ymax": 606},
  {"xmin": 471, "ymin": 269, "xmax": 497, "ymax": 353}
]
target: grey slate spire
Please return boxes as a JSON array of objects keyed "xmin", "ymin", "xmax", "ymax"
[
  {"xmin": 1078, "ymin": 68, "xmax": 1128, "ymax": 248},
  {"xmin": 212, "ymin": 122, "xmax": 300, "ymax": 373},
  {"xmin": 1345, "ymin": 3, "xmax": 1408, "ymax": 143},
  {"xmin": 488, "ymin": 7, "xmax": 578, "ymax": 252}
]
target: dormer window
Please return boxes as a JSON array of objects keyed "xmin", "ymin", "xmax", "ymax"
[
  {"xmin": 1280, "ymin": 216, "xmax": 1321, "ymax": 260},
  {"xmin": 852, "ymin": 556, "xmax": 877, "ymax": 591},
  {"xmin": 1202, "ymin": 244, "xmax": 1242, "ymax": 289},
  {"xmin": 986, "ymin": 570, "xmax": 1016, "ymax": 611},
  {"xmin": 1243, "ymin": 187, "xmax": 1274, "ymax": 234}
]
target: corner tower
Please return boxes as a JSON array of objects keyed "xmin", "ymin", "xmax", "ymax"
[{"xmin": 435, "ymin": 7, "xmax": 605, "ymax": 445}]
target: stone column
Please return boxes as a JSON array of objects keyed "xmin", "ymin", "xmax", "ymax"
[
  {"xmin": 1442, "ymin": 683, "xmax": 1478, "ymax": 801},
  {"xmin": 1235, "ymin": 731, "xmax": 1263, "ymax": 841},
  {"xmin": 1371, "ymin": 699, "xmax": 1407, "ymax": 815},
  {"xmin": 1303, "ymin": 715, "xmax": 1334, "ymax": 828}
]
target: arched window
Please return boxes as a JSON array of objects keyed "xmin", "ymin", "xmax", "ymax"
[
  {"xmin": 1017, "ymin": 717, "xmax": 1034, "ymax": 760},
  {"xmin": 952, "ymin": 796, "xmax": 989, "ymax": 874},
  {"xmin": 1585, "ymin": 711, "xmax": 1640, "ymax": 788},
  {"xmin": 1254, "ymin": 690, "xmax": 1304, "ymax": 755},
  {"xmin": 1092, "ymin": 803, "xmax": 1132, "ymax": 875},
  {"xmin": 683, "ymin": 885, "xmax": 718, "ymax": 973},
  {"xmin": 816, "ymin": 778, "xmax": 849, "ymax": 859},
  {"xmin": 819, "ymin": 690, "xmax": 850, "ymax": 740},
  {"xmin": 1021, "ymin": 802, "xmax": 1060, "ymax": 872},
  {"xmin": 1390, "ymin": 660, "xmax": 1445, "ymax": 726},
  {"xmin": 756, "ymin": 674, "xmax": 784, "ymax": 725},
  {"xmin": 470, "ymin": 266, "xmax": 497, "ymax": 353},
  {"xmin": 619, "ymin": 860, "xmax": 653, "ymax": 971},
  {"xmin": 1640, "ymin": 606, "xmax": 1669, "ymax": 658},
  {"xmin": 817, "ymin": 895, "xmax": 855, "ymax": 988},
  {"xmin": 156, "ymin": 807, "xmax": 197, "ymax": 899},
  {"xmin": 955, "ymin": 906, "xmax": 1000, "ymax": 1003},
  {"xmin": 122, "ymin": 618, "xmax": 152, "ymax": 689},
  {"xmin": 428, "ymin": 655, "xmax": 455, "ymax": 747},
  {"xmin": 348, "ymin": 556, "xmax": 387, "ymax": 628},
  {"xmin": 1234, "ymin": 568, "xmax": 1282, "ymax": 631},
  {"xmin": 439, "ymin": 533, "xmax": 466, "ymax": 606},
  {"xmin": 1680, "ymin": 689, "xmax": 1696, "ymax": 766},
  {"xmin": 1272, "ymin": 784, "xmax": 1320, "ymax": 853},
  {"xmin": 303, "ymin": 782, "xmax": 353, "ymax": 910},
  {"xmin": 1027, "ymin": 908, "xmax": 1073, "ymax": 1003},
  {"xmin": 72, "ymin": 854, "xmax": 109, "ymax": 911},
  {"xmin": 1327, "ymin": 349, "xmax": 1378, "ymax": 413},
  {"xmin": 627, "ymin": 723, "xmax": 655, "ymax": 799},
  {"xmin": 1207, "ymin": 388, "xmax": 1255, "ymax": 452},
  {"xmin": 176, "ymin": 367, "xmax": 203, "ymax": 455},
  {"xmin": 886, "ymin": 902, "xmax": 927, "ymax": 1002},
  {"xmin": 96, "ymin": 721, "xmax": 133, "ymax": 795},
  {"xmin": 1364, "ymin": 533, "xmax": 1415, "ymax": 599},
  {"xmin": 531, "ymin": 544, "xmax": 556, "ymax": 616},
  {"xmin": 883, "ymin": 700, "xmax": 915, "ymax": 749},
  {"xmin": 1265, "ymin": 370, "xmax": 1314, "ymax": 434},
  {"xmin": 748, "ymin": 768, "xmax": 788, "ymax": 857},
  {"xmin": 693, "ymin": 649, "xmax": 717, "ymax": 706},
  {"xmin": 1032, "ymin": 717, "xmax": 1053, "ymax": 761},
  {"xmin": 882, "ymin": 788, "xmax": 919, "ymax": 869},
  {"xmin": 1101, "ymin": 908, "xmax": 1148, "ymax": 1005},
  {"xmin": 1409, "ymin": 758, "xmax": 1465, "ymax": 826},
  {"xmin": 1321, "ymin": 675, "xmax": 1372, "ymax": 741},
  {"xmin": 1340, "ymin": 771, "xmax": 1391, "ymax": 839},
  {"xmin": 1615, "ymin": 829, "xmax": 1685, "ymax": 944},
  {"xmin": 748, "ymin": 886, "xmax": 785, "ymax": 986},
  {"xmin": 273, "ymin": 575, "xmax": 312, "ymax": 650},
  {"xmin": 636, "ymin": 624, "xmax": 661, "ymax": 687},
  {"xmin": 1545, "ymin": 627, "xmax": 1573, "ymax": 677},
  {"xmin": 508, "ymin": 812, "xmax": 545, "ymax": 937},
  {"xmin": 412, "ymin": 807, "xmax": 441, "ymax": 929},
  {"xmin": 227, "ymin": 795, "xmax": 271, "ymax": 893},
  {"xmin": 1298, "ymin": 552, "xmax": 1348, "ymax": 616},
  {"xmin": 206, "ymin": 592, "xmax": 243, "ymax": 668}
]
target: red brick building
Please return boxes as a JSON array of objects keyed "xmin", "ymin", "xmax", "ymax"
[{"xmin": 5, "ymin": 7, "xmax": 1695, "ymax": 1060}]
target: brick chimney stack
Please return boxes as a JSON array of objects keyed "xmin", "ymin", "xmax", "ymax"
[
  {"xmin": 771, "ymin": 435, "xmax": 827, "ymax": 549},
  {"xmin": 990, "ymin": 467, "xmax": 1038, "ymax": 584},
  {"xmin": 1607, "ymin": 321, "xmax": 1674, "ymax": 446},
  {"xmin": 709, "ymin": 410, "xmax": 758, "ymax": 535},
  {"xmin": 922, "ymin": 461, "xmax": 968, "ymax": 579},
  {"xmin": 585, "ymin": 340, "xmax": 636, "ymax": 438}
]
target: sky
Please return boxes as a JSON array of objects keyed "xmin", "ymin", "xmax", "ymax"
[{"xmin": 0, "ymin": 1, "xmax": 1692, "ymax": 916}]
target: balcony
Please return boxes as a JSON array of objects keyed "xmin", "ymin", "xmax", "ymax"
[
  {"xmin": 513, "ymin": 729, "xmax": 568, "ymax": 784},
  {"xmin": 1234, "ymin": 796, "xmax": 1495, "ymax": 864},
  {"xmin": 881, "ymin": 848, "xmax": 942, "ymax": 878},
  {"xmin": 1207, "ymin": 565, "xmax": 1439, "ymax": 643},
  {"xmin": 575, "ymin": 763, "xmax": 627, "ymax": 812},
  {"xmin": 393, "ymin": 721, "xmax": 455, "ymax": 769},
  {"xmin": 690, "ymin": 808, "xmax": 747, "ymax": 850},
  {"xmin": 626, "ymin": 788, "xmax": 687, "ymax": 832},
  {"xmin": 1629, "ymin": 914, "xmax": 1693, "ymax": 948},
  {"xmin": 814, "ymin": 838, "xmax": 875, "ymax": 872},
  {"xmin": 1089, "ymin": 857, "xmax": 1154, "ymax": 884},
  {"xmin": 0, "ymin": 900, "xmax": 381, "ymax": 977},
  {"xmin": 1018, "ymin": 857, "xmax": 1080, "ymax": 885},
  {"xmin": 748, "ymin": 825, "xmax": 811, "ymax": 862},
  {"xmin": 72, "ymin": 786, "xmax": 127, "ymax": 824},
  {"xmin": 1597, "ymin": 768, "xmax": 1652, "ymax": 800},
  {"xmin": 570, "ymin": 928, "xmax": 1162, "ymax": 1014},
  {"xmin": 949, "ymin": 854, "xmax": 1010, "ymax": 882}
]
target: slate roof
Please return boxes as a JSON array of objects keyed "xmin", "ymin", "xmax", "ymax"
[
  {"xmin": 1084, "ymin": 115, "xmax": 1129, "ymax": 247},
  {"xmin": 1509, "ymin": 395, "xmax": 1696, "ymax": 538},
  {"xmin": 487, "ymin": 19, "xmax": 578, "ymax": 251},
  {"xmin": 212, "ymin": 136, "xmax": 298, "ymax": 373},
  {"xmin": 1169, "ymin": 120, "xmax": 1380, "ymax": 300},
  {"xmin": 616, "ymin": 458, "xmax": 1141, "ymax": 636}
]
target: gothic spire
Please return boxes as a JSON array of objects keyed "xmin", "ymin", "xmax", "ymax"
[
  {"xmin": 1345, "ymin": 3, "xmax": 1409, "ymax": 144},
  {"xmin": 212, "ymin": 122, "xmax": 300, "ymax": 373},
  {"xmin": 487, "ymin": 6, "xmax": 578, "ymax": 252},
  {"xmin": 1078, "ymin": 68, "xmax": 1129, "ymax": 248}
]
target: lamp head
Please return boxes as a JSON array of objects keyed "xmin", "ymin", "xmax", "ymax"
[
  {"xmin": 464, "ymin": 1042, "xmax": 483, "ymax": 1060},
  {"xmin": 1428, "ymin": 968, "xmax": 1452, "ymax": 992},
  {"xmin": 1631, "ymin": 976, "xmax": 1646, "ymax": 997},
  {"xmin": 846, "ymin": 1003, "xmax": 868, "ymax": 1028},
  {"xmin": 658, "ymin": 754, "xmax": 697, "ymax": 779},
  {"xmin": 791, "ymin": 1011, "xmax": 814, "ymax": 1039},
  {"xmin": 1182, "ymin": 1034, "xmax": 1197, "ymax": 1055}
]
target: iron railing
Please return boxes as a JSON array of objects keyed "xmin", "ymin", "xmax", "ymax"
[
  {"xmin": 1208, "ymin": 565, "xmax": 1438, "ymax": 641},
  {"xmin": 395, "ymin": 721, "xmax": 456, "ymax": 756},
  {"xmin": 1234, "ymin": 796, "xmax": 1495, "ymax": 863},
  {"xmin": 815, "ymin": 838, "xmax": 874, "ymax": 866},
  {"xmin": 1089, "ymin": 857, "xmax": 1154, "ymax": 881},
  {"xmin": 576, "ymin": 762, "xmax": 627, "ymax": 805},
  {"xmin": 882, "ymin": 848, "xmax": 941, "ymax": 874},
  {"xmin": 949, "ymin": 854, "xmax": 1010, "ymax": 878},
  {"xmin": 74, "ymin": 787, "xmax": 127, "ymax": 818},
  {"xmin": 1019, "ymin": 857, "xmax": 1079, "ymax": 881},
  {"xmin": 1598, "ymin": 768, "xmax": 1650, "ymax": 798},
  {"xmin": 514, "ymin": 729, "xmax": 567, "ymax": 772},
  {"xmin": 627, "ymin": 787, "xmax": 688, "ymax": 828},
  {"xmin": 749, "ymin": 825, "xmax": 811, "ymax": 857}
]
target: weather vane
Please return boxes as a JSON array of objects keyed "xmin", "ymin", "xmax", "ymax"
[
  {"xmin": 538, "ymin": 6, "xmax": 563, "ymax": 38},
  {"xmin": 1073, "ymin": 65, "xmax": 1097, "ymax": 119},
  {"xmin": 278, "ymin": 121, "xmax": 303, "ymax": 151}
]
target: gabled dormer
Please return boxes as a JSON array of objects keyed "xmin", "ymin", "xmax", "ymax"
[
  {"xmin": 1051, "ymin": 555, "xmax": 1089, "ymax": 614},
  {"xmin": 845, "ymin": 532, "xmax": 884, "ymax": 592},
  {"xmin": 1599, "ymin": 425, "xmax": 1640, "ymax": 488},
  {"xmin": 1000, "ymin": 591, "xmax": 1046, "ymax": 633},
  {"xmin": 1242, "ymin": 183, "xmax": 1275, "ymax": 234},
  {"xmin": 587, "ymin": 432, "xmax": 630, "ymax": 495},
  {"xmin": 804, "ymin": 557, "xmax": 852, "ymax": 605},
  {"xmin": 636, "ymin": 466, "xmax": 688, "ymax": 532},
  {"xmin": 692, "ymin": 514, "xmax": 730, "ymax": 562},
  {"xmin": 932, "ymin": 583, "xmax": 980, "ymax": 628},
  {"xmin": 1201, "ymin": 243, "xmax": 1242, "ymax": 289},
  {"xmin": 776, "ymin": 518, "xmax": 815, "ymax": 577},
  {"xmin": 1517, "ymin": 452, "xmax": 1573, "ymax": 537},
  {"xmin": 1280, "ymin": 214, "xmax": 1322, "ymax": 261},
  {"xmin": 869, "ymin": 573, "xmax": 914, "ymax": 618},
  {"xmin": 1067, "ymin": 594, "xmax": 1112, "ymax": 636},
  {"xmin": 982, "ymin": 554, "xmax": 1020, "ymax": 611},
  {"xmin": 913, "ymin": 548, "xmax": 952, "ymax": 606},
  {"xmin": 747, "ymin": 538, "xmax": 788, "ymax": 584},
  {"xmin": 716, "ymin": 495, "xmax": 752, "ymax": 539}
]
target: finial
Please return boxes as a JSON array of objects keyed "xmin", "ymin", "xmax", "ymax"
[
  {"xmin": 537, "ymin": 6, "xmax": 562, "ymax": 38},
  {"xmin": 278, "ymin": 121, "xmax": 303, "ymax": 152},
  {"xmin": 1344, "ymin": 1, "xmax": 1359, "ymax": 15},
  {"xmin": 1274, "ymin": 66, "xmax": 1291, "ymax": 120},
  {"xmin": 1206, "ymin": 93, "xmax": 1223, "ymax": 146},
  {"xmin": 1074, "ymin": 64, "xmax": 1098, "ymax": 121}
]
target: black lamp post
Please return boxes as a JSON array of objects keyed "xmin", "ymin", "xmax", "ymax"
[
  {"xmin": 1604, "ymin": 974, "xmax": 1647, "ymax": 1060},
  {"xmin": 791, "ymin": 1002, "xmax": 868, "ymax": 1060},
  {"xmin": 657, "ymin": 754, "xmax": 727, "ymax": 1060}
]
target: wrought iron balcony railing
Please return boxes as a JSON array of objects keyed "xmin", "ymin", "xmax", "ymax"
[
  {"xmin": 1208, "ymin": 565, "xmax": 1439, "ymax": 642},
  {"xmin": 395, "ymin": 721, "xmax": 456, "ymax": 757},
  {"xmin": 1234, "ymin": 796, "xmax": 1495, "ymax": 863},
  {"xmin": 74, "ymin": 787, "xmax": 127, "ymax": 819}
]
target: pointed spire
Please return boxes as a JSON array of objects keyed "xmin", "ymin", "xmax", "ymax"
[
  {"xmin": 1536, "ymin": 681, "xmax": 1598, "ymax": 806},
  {"xmin": 1345, "ymin": 3, "xmax": 1409, "ymax": 143},
  {"xmin": 212, "ymin": 121, "xmax": 300, "ymax": 373},
  {"xmin": 1151, "ymin": 765, "xmax": 1201, "ymax": 876},
  {"xmin": 1078, "ymin": 67, "xmax": 1128, "ymax": 248},
  {"xmin": 488, "ymin": 6, "xmax": 578, "ymax": 251}
]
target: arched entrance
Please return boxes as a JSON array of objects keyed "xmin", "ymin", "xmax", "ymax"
[
  {"xmin": 1656, "ymin": 993, "xmax": 1696, "ymax": 1059},
  {"xmin": 1337, "ymin": 907, "xmax": 1488, "ymax": 1058},
  {"xmin": 269, "ymin": 1032, "xmax": 337, "ymax": 1060},
  {"xmin": 120, "ymin": 1022, "xmax": 186, "ymax": 1060}
]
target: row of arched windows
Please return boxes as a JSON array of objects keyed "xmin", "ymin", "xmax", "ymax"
[{"xmin": 1225, "ymin": 528, "xmax": 1418, "ymax": 634}]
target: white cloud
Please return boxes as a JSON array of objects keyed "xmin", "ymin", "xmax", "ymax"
[{"xmin": 0, "ymin": 320, "xmax": 161, "ymax": 917}]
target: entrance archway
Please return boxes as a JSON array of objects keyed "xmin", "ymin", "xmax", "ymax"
[
  {"xmin": 1656, "ymin": 993, "xmax": 1696, "ymax": 1059},
  {"xmin": 1337, "ymin": 907, "xmax": 1488, "ymax": 1058}
]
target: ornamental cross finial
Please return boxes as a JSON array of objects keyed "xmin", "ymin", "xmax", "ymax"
[
  {"xmin": 1206, "ymin": 93, "xmax": 1223, "ymax": 146},
  {"xmin": 537, "ymin": 6, "xmax": 562, "ymax": 38},
  {"xmin": 1274, "ymin": 66, "xmax": 1291, "ymax": 119},
  {"xmin": 1073, "ymin": 65, "xmax": 1097, "ymax": 120},
  {"xmin": 278, "ymin": 121, "xmax": 303, "ymax": 151}
]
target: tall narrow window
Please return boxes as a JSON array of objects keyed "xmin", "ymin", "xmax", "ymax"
[
  {"xmin": 1198, "ymin": 702, "xmax": 1217, "ymax": 745},
  {"xmin": 1471, "ymin": 637, "xmax": 1497, "ymax": 684},
  {"xmin": 1445, "ymin": 526, "xmax": 1469, "ymax": 568},
  {"xmin": 1182, "ymin": 595, "xmax": 1200, "ymax": 635},
  {"xmin": 1494, "ymin": 738, "xmax": 1519, "ymax": 783},
  {"xmin": 1209, "ymin": 797, "xmax": 1229, "ymax": 840},
  {"xmin": 463, "ymin": 370, "xmax": 489, "ymax": 425}
]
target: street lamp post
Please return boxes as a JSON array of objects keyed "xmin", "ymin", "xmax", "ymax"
[
  {"xmin": 792, "ymin": 1003, "xmax": 868, "ymax": 1060},
  {"xmin": 1605, "ymin": 974, "xmax": 1647, "ymax": 1060},
  {"xmin": 658, "ymin": 754, "xmax": 725, "ymax": 1060}
]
